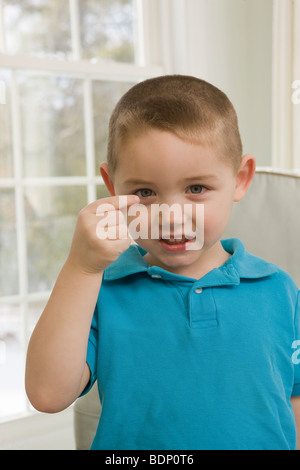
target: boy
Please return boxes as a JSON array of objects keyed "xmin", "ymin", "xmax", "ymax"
[{"xmin": 26, "ymin": 75, "xmax": 300, "ymax": 450}]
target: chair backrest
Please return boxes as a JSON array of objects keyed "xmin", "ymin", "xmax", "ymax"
[
  {"xmin": 223, "ymin": 169, "xmax": 300, "ymax": 287},
  {"xmin": 74, "ymin": 383, "xmax": 101, "ymax": 450},
  {"xmin": 73, "ymin": 170, "xmax": 300, "ymax": 450}
]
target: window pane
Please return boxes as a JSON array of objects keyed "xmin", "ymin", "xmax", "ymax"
[
  {"xmin": 0, "ymin": 189, "xmax": 18, "ymax": 296},
  {"xmin": 96, "ymin": 183, "xmax": 110, "ymax": 200},
  {"xmin": 19, "ymin": 75, "xmax": 86, "ymax": 178},
  {"xmin": 26, "ymin": 300, "xmax": 48, "ymax": 413},
  {"xmin": 3, "ymin": 0, "xmax": 72, "ymax": 59},
  {"xmin": 27, "ymin": 299, "xmax": 47, "ymax": 341},
  {"xmin": 0, "ymin": 70, "xmax": 13, "ymax": 178},
  {"xmin": 80, "ymin": 0, "xmax": 137, "ymax": 63},
  {"xmin": 93, "ymin": 80, "xmax": 136, "ymax": 172},
  {"xmin": 0, "ymin": 303, "xmax": 26, "ymax": 420},
  {"xmin": 25, "ymin": 185, "xmax": 87, "ymax": 293}
]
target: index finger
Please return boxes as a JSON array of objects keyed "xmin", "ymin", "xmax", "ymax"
[{"xmin": 94, "ymin": 195, "xmax": 140, "ymax": 215}]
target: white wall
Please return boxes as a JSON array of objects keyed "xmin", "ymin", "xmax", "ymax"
[{"xmin": 171, "ymin": 0, "xmax": 274, "ymax": 167}]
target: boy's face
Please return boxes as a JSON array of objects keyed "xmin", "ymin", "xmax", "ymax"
[{"xmin": 101, "ymin": 129, "xmax": 255, "ymax": 277}]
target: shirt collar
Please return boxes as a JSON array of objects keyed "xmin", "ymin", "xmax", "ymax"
[
  {"xmin": 103, "ymin": 238, "xmax": 279, "ymax": 285},
  {"xmin": 219, "ymin": 238, "xmax": 279, "ymax": 282}
]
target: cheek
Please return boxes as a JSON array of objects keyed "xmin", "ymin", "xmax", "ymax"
[{"xmin": 203, "ymin": 200, "xmax": 233, "ymax": 235}]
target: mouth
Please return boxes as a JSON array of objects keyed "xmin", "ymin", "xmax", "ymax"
[{"xmin": 159, "ymin": 236, "xmax": 196, "ymax": 252}]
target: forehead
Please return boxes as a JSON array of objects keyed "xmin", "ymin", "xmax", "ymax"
[{"xmin": 113, "ymin": 130, "xmax": 232, "ymax": 183}]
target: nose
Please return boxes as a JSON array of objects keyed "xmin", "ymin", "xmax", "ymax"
[{"xmin": 151, "ymin": 201, "xmax": 185, "ymax": 238}]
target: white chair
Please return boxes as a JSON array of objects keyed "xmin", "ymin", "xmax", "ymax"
[
  {"xmin": 73, "ymin": 169, "xmax": 300, "ymax": 449},
  {"xmin": 74, "ymin": 382, "xmax": 101, "ymax": 450},
  {"xmin": 223, "ymin": 169, "xmax": 300, "ymax": 287}
]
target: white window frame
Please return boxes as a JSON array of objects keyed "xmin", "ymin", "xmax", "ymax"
[{"xmin": 0, "ymin": 0, "xmax": 178, "ymax": 434}]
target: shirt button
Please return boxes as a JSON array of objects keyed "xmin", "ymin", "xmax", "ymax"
[{"xmin": 195, "ymin": 288, "xmax": 203, "ymax": 294}]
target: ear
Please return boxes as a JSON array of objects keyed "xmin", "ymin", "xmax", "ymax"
[
  {"xmin": 100, "ymin": 163, "xmax": 116, "ymax": 196},
  {"xmin": 234, "ymin": 154, "xmax": 256, "ymax": 202}
]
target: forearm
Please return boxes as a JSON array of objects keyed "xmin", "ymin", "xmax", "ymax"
[
  {"xmin": 26, "ymin": 195, "xmax": 138, "ymax": 413},
  {"xmin": 25, "ymin": 258, "xmax": 103, "ymax": 413},
  {"xmin": 291, "ymin": 396, "xmax": 300, "ymax": 450}
]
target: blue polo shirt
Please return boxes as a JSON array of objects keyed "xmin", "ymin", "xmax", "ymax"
[{"xmin": 83, "ymin": 238, "xmax": 300, "ymax": 450}]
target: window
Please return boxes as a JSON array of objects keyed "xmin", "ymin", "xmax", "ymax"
[{"xmin": 0, "ymin": 0, "xmax": 164, "ymax": 421}]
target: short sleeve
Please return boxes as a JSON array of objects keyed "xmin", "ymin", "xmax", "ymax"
[
  {"xmin": 80, "ymin": 304, "xmax": 99, "ymax": 397},
  {"xmin": 292, "ymin": 291, "xmax": 300, "ymax": 397}
]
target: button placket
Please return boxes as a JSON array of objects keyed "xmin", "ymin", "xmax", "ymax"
[
  {"xmin": 189, "ymin": 287, "xmax": 218, "ymax": 329},
  {"xmin": 195, "ymin": 288, "xmax": 203, "ymax": 294}
]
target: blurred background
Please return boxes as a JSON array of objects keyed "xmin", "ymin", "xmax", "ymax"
[{"xmin": 0, "ymin": 0, "xmax": 299, "ymax": 449}]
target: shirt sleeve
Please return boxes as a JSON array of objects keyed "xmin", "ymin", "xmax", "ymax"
[
  {"xmin": 292, "ymin": 291, "xmax": 300, "ymax": 397},
  {"xmin": 80, "ymin": 304, "xmax": 99, "ymax": 397}
]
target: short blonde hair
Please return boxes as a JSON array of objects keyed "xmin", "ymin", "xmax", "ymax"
[{"xmin": 107, "ymin": 75, "xmax": 243, "ymax": 175}]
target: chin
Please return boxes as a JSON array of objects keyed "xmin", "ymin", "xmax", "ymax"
[{"xmin": 155, "ymin": 249, "xmax": 203, "ymax": 268}]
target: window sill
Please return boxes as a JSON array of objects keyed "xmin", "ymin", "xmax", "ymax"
[{"xmin": 0, "ymin": 407, "xmax": 75, "ymax": 450}]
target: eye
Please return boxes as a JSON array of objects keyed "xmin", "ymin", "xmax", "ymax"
[
  {"xmin": 135, "ymin": 189, "xmax": 154, "ymax": 198},
  {"xmin": 188, "ymin": 185, "xmax": 205, "ymax": 195}
]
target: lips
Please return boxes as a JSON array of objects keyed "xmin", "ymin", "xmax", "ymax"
[
  {"xmin": 159, "ymin": 236, "xmax": 196, "ymax": 252},
  {"xmin": 161, "ymin": 237, "xmax": 189, "ymax": 245}
]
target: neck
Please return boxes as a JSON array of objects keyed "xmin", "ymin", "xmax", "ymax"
[{"xmin": 144, "ymin": 241, "xmax": 231, "ymax": 280}]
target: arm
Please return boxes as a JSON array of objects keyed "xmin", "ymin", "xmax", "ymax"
[
  {"xmin": 25, "ymin": 261, "xmax": 102, "ymax": 413},
  {"xmin": 291, "ymin": 396, "xmax": 300, "ymax": 450},
  {"xmin": 25, "ymin": 195, "xmax": 139, "ymax": 414}
]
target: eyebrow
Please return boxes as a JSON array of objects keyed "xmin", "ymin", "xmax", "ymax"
[
  {"xmin": 183, "ymin": 175, "xmax": 219, "ymax": 182},
  {"xmin": 123, "ymin": 179, "xmax": 155, "ymax": 186},
  {"xmin": 123, "ymin": 175, "xmax": 219, "ymax": 186}
]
